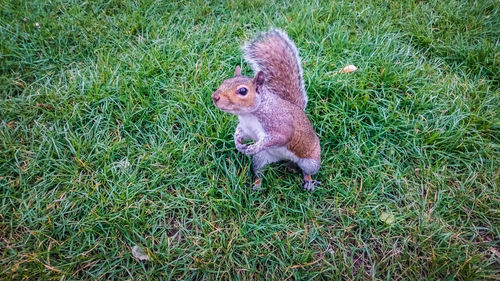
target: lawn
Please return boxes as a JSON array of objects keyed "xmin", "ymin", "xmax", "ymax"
[{"xmin": 1, "ymin": 0, "xmax": 499, "ymax": 279}]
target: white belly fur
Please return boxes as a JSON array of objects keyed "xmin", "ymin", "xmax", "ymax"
[
  {"xmin": 265, "ymin": 147, "xmax": 300, "ymax": 162},
  {"xmin": 238, "ymin": 114, "xmax": 266, "ymax": 141},
  {"xmin": 237, "ymin": 114, "xmax": 299, "ymax": 163}
]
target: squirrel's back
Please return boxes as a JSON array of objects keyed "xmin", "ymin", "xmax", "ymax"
[{"xmin": 243, "ymin": 29, "xmax": 307, "ymax": 109}]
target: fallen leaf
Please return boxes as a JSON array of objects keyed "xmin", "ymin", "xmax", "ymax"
[
  {"xmin": 131, "ymin": 245, "xmax": 150, "ymax": 261},
  {"xmin": 380, "ymin": 211, "xmax": 395, "ymax": 224},
  {"xmin": 7, "ymin": 121, "xmax": 16, "ymax": 129},
  {"xmin": 490, "ymin": 247, "xmax": 500, "ymax": 257},
  {"xmin": 342, "ymin": 64, "xmax": 358, "ymax": 73}
]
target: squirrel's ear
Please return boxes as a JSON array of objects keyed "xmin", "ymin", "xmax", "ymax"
[
  {"xmin": 253, "ymin": 71, "xmax": 265, "ymax": 90},
  {"xmin": 234, "ymin": 66, "xmax": 242, "ymax": 76}
]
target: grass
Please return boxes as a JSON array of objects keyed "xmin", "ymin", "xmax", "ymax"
[{"xmin": 1, "ymin": 0, "xmax": 499, "ymax": 279}]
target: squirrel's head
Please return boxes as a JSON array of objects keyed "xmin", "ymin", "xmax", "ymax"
[{"xmin": 212, "ymin": 66, "xmax": 265, "ymax": 114}]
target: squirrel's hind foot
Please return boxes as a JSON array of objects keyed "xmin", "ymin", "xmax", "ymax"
[{"xmin": 303, "ymin": 180, "xmax": 320, "ymax": 191}]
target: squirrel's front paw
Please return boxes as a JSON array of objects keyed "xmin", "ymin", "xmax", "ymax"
[
  {"xmin": 234, "ymin": 137, "xmax": 249, "ymax": 152},
  {"xmin": 239, "ymin": 143, "xmax": 261, "ymax": 155}
]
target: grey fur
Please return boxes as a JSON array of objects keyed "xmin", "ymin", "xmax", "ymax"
[{"xmin": 242, "ymin": 29, "xmax": 308, "ymax": 109}]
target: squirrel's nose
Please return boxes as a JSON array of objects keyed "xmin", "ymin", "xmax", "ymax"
[{"xmin": 212, "ymin": 93, "xmax": 220, "ymax": 103}]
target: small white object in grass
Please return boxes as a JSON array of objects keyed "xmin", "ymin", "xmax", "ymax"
[
  {"xmin": 117, "ymin": 158, "xmax": 130, "ymax": 169},
  {"xmin": 137, "ymin": 34, "xmax": 145, "ymax": 43},
  {"xmin": 34, "ymin": 22, "xmax": 40, "ymax": 28},
  {"xmin": 131, "ymin": 245, "xmax": 150, "ymax": 261},
  {"xmin": 379, "ymin": 211, "xmax": 395, "ymax": 224},
  {"xmin": 342, "ymin": 64, "xmax": 357, "ymax": 73}
]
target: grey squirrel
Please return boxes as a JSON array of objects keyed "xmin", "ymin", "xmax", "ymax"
[{"xmin": 212, "ymin": 29, "xmax": 321, "ymax": 191}]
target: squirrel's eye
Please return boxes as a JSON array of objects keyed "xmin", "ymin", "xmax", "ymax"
[{"xmin": 237, "ymin": 87, "xmax": 248, "ymax": 96}]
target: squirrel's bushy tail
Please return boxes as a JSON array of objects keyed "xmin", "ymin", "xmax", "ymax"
[{"xmin": 243, "ymin": 29, "xmax": 307, "ymax": 109}]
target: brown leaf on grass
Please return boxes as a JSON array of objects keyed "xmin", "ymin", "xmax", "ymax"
[
  {"xmin": 7, "ymin": 121, "xmax": 16, "ymax": 129},
  {"xmin": 380, "ymin": 211, "xmax": 395, "ymax": 224},
  {"xmin": 35, "ymin": 103, "xmax": 55, "ymax": 110},
  {"xmin": 43, "ymin": 263, "xmax": 62, "ymax": 273},
  {"xmin": 342, "ymin": 64, "xmax": 358, "ymax": 73},
  {"xmin": 13, "ymin": 80, "xmax": 24, "ymax": 88},
  {"xmin": 131, "ymin": 245, "xmax": 150, "ymax": 261}
]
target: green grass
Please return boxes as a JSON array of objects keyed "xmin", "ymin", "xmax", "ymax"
[{"xmin": 1, "ymin": 0, "xmax": 499, "ymax": 279}]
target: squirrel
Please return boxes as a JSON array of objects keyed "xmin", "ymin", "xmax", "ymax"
[{"xmin": 211, "ymin": 29, "xmax": 321, "ymax": 191}]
